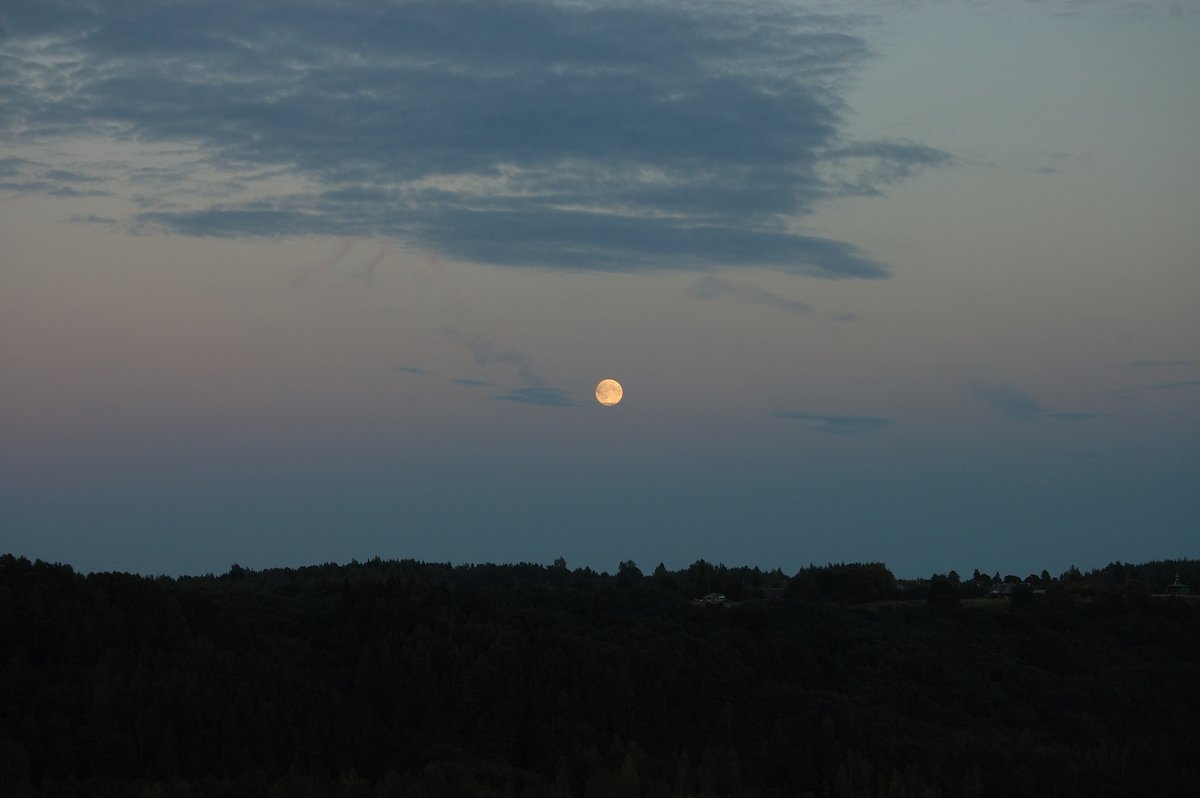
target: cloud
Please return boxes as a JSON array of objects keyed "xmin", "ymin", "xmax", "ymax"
[
  {"xmin": 492, "ymin": 387, "xmax": 577, "ymax": 407},
  {"xmin": 1150, "ymin": 380, "xmax": 1200, "ymax": 391},
  {"xmin": 974, "ymin": 384, "xmax": 1043, "ymax": 421},
  {"xmin": 1101, "ymin": 377, "xmax": 1200, "ymax": 398},
  {"xmin": 0, "ymin": 0, "xmax": 947, "ymax": 275},
  {"xmin": 821, "ymin": 139, "xmax": 954, "ymax": 196},
  {"xmin": 397, "ymin": 366, "xmax": 429, "ymax": 375},
  {"xmin": 1124, "ymin": 359, "xmax": 1189, "ymax": 368},
  {"xmin": 0, "ymin": 156, "xmax": 112, "ymax": 196},
  {"xmin": 350, "ymin": 249, "xmax": 389, "ymax": 286},
  {"xmin": 772, "ymin": 410, "xmax": 892, "ymax": 435},
  {"xmin": 692, "ymin": 275, "xmax": 811, "ymax": 315},
  {"xmin": 453, "ymin": 378, "xmax": 492, "ymax": 387},
  {"xmin": 67, "ymin": 214, "xmax": 119, "ymax": 225},
  {"xmin": 972, "ymin": 382, "xmax": 1107, "ymax": 422},
  {"xmin": 0, "ymin": 157, "xmax": 33, "ymax": 178},
  {"xmin": 1041, "ymin": 412, "xmax": 1111, "ymax": 422},
  {"xmin": 446, "ymin": 331, "xmax": 545, "ymax": 387},
  {"xmin": 293, "ymin": 240, "xmax": 353, "ymax": 286}
]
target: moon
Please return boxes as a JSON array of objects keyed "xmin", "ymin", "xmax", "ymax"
[{"xmin": 595, "ymin": 378, "xmax": 623, "ymax": 407}]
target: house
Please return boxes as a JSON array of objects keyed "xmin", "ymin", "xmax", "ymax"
[
  {"xmin": 989, "ymin": 583, "xmax": 1015, "ymax": 598},
  {"xmin": 1166, "ymin": 574, "xmax": 1191, "ymax": 596},
  {"xmin": 700, "ymin": 592, "xmax": 726, "ymax": 605}
]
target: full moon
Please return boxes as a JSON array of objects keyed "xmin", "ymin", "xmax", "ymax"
[{"xmin": 595, "ymin": 378, "xmax": 623, "ymax": 407}]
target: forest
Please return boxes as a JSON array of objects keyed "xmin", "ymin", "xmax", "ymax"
[{"xmin": 1, "ymin": 553, "xmax": 1197, "ymax": 797}]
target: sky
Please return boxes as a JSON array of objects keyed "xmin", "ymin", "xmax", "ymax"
[{"xmin": 2, "ymin": 0, "xmax": 1197, "ymax": 579}]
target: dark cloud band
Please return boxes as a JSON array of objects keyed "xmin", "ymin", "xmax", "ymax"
[{"xmin": 1, "ymin": 0, "xmax": 946, "ymax": 275}]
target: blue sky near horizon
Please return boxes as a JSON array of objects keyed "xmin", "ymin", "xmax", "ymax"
[{"xmin": 2, "ymin": 0, "xmax": 1197, "ymax": 579}]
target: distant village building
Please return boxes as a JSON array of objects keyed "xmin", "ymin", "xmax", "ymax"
[
  {"xmin": 989, "ymin": 583, "xmax": 1015, "ymax": 599},
  {"xmin": 700, "ymin": 593, "xmax": 726, "ymax": 605},
  {"xmin": 1166, "ymin": 574, "xmax": 1191, "ymax": 596}
]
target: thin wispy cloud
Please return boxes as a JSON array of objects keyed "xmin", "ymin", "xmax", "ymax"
[
  {"xmin": 692, "ymin": 275, "xmax": 811, "ymax": 315},
  {"xmin": 445, "ymin": 331, "xmax": 545, "ymax": 387},
  {"xmin": 821, "ymin": 139, "xmax": 953, "ymax": 197},
  {"xmin": 0, "ymin": 0, "xmax": 948, "ymax": 275},
  {"xmin": 0, "ymin": 157, "xmax": 31, "ymax": 178},
  {"xmin": 293, "ymin": 241, "xmax": 353, "ymax": 287},
  {"xmin": 0, "ymin": 157, "xmax": 111, "ymax": 196},
  {"xmin": 396, "ymin": 367, "xmax": 494, "ymax": 391},
  {"xmin": 772, "ymin": 410, "xmax": 892, "ymax": 435},
  {"xmin": 1102, "ymin": 377, "xmax": 1200, "ymax": 398},
  {"xmin": 972, "ymin": 382, "xmax": 1105, "ymax": 422},
  {"xmin": 974, "ymin": 384, "xmax": 1043, "ymax": 422},
  {"xmin": 492, "ymin": 388, "xmax": 577, "ymax": 407},
  {"xmin": 1124, "ymin": 359, "xmax": 1190, "ymax": 368},
  {"xmin": 1151, "ymin": 380, "xmax": 1200, "ymax": 391},
  {"xmin": 67, "ymin": 215, "xmax": 119, "ymax": 226},
  {"xmin": 1041, "ymin": 412, "xmax": 1112, "ymax": 422},
  {"xmin": 350, "ymin": 249, "xmax": 389, "ymax": 287}
]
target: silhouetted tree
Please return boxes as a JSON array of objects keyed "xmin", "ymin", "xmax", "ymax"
[{"xmin": 927, "ymin": 574, "xmax": 961, "ymax": 611}]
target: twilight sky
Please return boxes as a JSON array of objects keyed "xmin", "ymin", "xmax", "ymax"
[{"xmin": 2, "ymin": 0, "xmax": 1197, "ymax": 578}]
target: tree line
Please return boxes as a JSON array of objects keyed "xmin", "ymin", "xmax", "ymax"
[{"xmin": 1, "ymin": 553, "xmax": 1197, "ymax": 797}]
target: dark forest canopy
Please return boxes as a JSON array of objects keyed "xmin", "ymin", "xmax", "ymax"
[{"xmin": 1, "ymin": 553, "xmax": 1198, "ymax": 797}]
